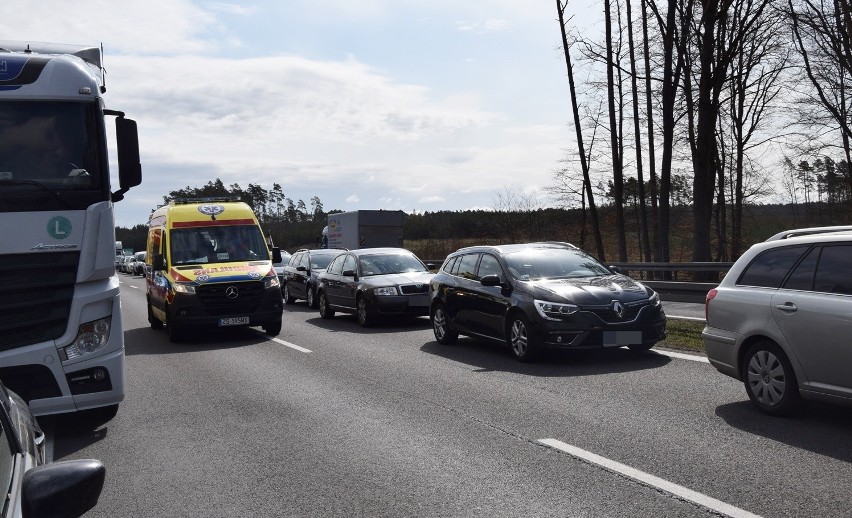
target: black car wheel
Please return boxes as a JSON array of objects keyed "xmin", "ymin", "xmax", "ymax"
[
  {"xmin": 357, "ymin": 295, "xmax": 374, "ymax": 327},
  {"xmin": 431, "ymin": 303, "xmax": 458, "ymax": 344},
  {"xmin": 263, "ymin": 319, "xmax": 282, "ymax": 336},
  {"xmin": 147, "ymin": 298, "xmax": 163, "ymax": 330},
  {"xmin": 507, "ymin": 313, "xmax": 538, "ymax": 362},
  {"xmin": 306, "ymin": 285, "xmax": 317, "ymax": 309},
  {"xmin": 742, "ymin": 340, "xmax": 801, "ymax": 416},
  {"xmin": 283, "ymin": 284, "xmax": 296, "ymax": 304},
  {"xmin": 318, "ymin": 291, "xmax": 335, "ymax": 319}
]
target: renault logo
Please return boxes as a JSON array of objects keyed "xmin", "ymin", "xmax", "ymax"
[
  {"xmin": 225, "ymin": 286, "xmax": 239, "ymax": 299},
  {"xmin": 611, "ymin": 300, "xmax": 625, "ymax": 319}
]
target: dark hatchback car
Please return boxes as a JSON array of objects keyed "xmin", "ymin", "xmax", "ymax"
[
  {"xmin": 429, "ymin": 242, "xmax": 666, "ymax": 361},
  {"xmin": 316, "ymin": 248, "xmax": 435, "ymax": 326},
  {"xmin": 283, "ymin": 248, "xmax": 347, "ymax": 308}
]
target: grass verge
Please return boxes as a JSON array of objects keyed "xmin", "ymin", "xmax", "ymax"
[{"xmin": 659, "ymin": 319, "xmax": 705, "ymax": 354}]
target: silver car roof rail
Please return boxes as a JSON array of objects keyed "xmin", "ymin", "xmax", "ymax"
[{"xmin": 765, "ymin": 225, "xmax": 852, "ymax": 242}]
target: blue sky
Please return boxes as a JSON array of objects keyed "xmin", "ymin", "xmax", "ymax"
[{"xmin": 2, "ymin": 0, "xmax": 599, "ymax": 227}]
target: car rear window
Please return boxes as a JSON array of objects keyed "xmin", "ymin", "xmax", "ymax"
[{"xmin": 738, "ymin": 245, "xmax": 808, "ymax": 288}]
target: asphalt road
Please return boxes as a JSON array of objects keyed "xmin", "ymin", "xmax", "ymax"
[{"xmin": 42, "ymin": 273, "xmax": 852, "ymax": 517}]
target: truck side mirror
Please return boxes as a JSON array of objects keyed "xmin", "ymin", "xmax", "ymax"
[{"xmin": 153, "ymin": 254, "xmax": 165, "ymax": 271}]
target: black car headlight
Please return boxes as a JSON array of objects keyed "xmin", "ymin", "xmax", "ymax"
[
  {"xmin": 649, "ymin": 291, "xmax": 661, "ymax": 306},
  {"xmin": 534, "ymin": 299, "xmax": 579, "ymax": 321}
]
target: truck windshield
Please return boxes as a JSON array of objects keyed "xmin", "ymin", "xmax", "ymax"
[
  {"xmin": 0, "ymin": 101, "xmax": 103, "ymax": 191},
  {"xmin": 170, "ymin": 225, "xmax": 270, "ymax": 266}
]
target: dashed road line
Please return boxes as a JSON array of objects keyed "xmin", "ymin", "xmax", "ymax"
[
  {"xmin": 261, "ymin": 333, "xmax": 312, "ymax": 353},
  {"xmin": 538, "ymin": 438, "xmax": 762, "ymax": 518}
]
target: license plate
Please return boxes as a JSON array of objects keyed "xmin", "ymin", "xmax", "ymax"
[
  {"xmin": 603, "ymin": 331, "xmax": 642, "ymax": 346},
  {"xmin": 219, "ymin": 316, "xmax": 249, "ymax": 326}
]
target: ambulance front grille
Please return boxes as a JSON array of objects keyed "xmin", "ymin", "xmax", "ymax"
[{"xmin": 0, "ymin": 252, "xmax": 78, "ymax": 351}]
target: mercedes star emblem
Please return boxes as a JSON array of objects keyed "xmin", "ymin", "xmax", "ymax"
[{"xmin": 225, "ymin": 286, "xmax": 239, "ymax": 299}]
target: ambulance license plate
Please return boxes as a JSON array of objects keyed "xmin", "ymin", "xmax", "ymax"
[
  {"xmin": 219, "ymin": 316, "xmax": 249, "ymax": 326},
  {"xmin": 603, "ymin": 331, "xmax": 642, "ymax": 346}
]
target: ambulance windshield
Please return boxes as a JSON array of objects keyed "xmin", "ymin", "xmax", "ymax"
[{"xmin": 170, "ymin": 225, "xmax": 269, "ymax": 265}]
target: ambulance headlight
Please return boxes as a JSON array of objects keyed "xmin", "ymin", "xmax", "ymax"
[
  {"xmin": 264, "ymin": 276, "xmax": 280, "ymax": 288},
  {"xmin": 174, "ymin": 283, "xmax": 196, "ymax": 294},
  {"xmin": 63, "ymin": 317, "xmax": 111, "ymax": 360}
]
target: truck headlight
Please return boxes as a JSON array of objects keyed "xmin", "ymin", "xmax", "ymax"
[
  {"xmin": 63, "ymin": 317, "xmax": 111, "ymax": 360},
  {"xmin": 373, "ymin": 286, "xmax": 399, "ymax": 296},
  {"xmin": 174, "ymin": 283, "xmax": 196, "ymax": 294},
  {"xmin": 534, "ymin": 299, "xmax": 579, "ymax": 321},
  {"xmin": 264, "ymin": 276, "xmax": 280, "ymax": 288}
]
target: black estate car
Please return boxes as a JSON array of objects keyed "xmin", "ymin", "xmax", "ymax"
[
  {"xmin": 283, "ymin": 248, "xmax": 346, "ymax": 308},
  {"xmin": 429, "ymin": 242, "xmax": 666, "ymax": 361},
  {"xmin": 316, "ymin": 248, "xmax": 434, "ymax": 326}
]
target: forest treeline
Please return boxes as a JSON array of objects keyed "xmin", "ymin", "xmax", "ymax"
[{"xmin": 114, "ymin": 178, "xmax": 846, "ymax": 262}]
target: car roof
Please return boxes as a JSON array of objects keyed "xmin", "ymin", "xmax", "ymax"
[
  {"xmin": 451, "ymin": 242, "xmax": 579, "ymax": 255},
  {"xmin": 348, "ymin": 247, "xmax": 416, "ymax": 256}
]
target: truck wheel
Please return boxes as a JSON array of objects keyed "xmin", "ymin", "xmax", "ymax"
[
  {"xmin": 318, "ymin": 291, "xmax": 335, "ymax": 319},
  {"xmin": 148, "ymin": 298, "xmax": 163, "ymax": 330},
  {"xmin": 263, "ymin": 319, "xmax": 282, "ymax": 336}
]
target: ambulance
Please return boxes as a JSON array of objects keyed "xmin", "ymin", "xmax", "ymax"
[{"xmin": 145, "ymin": 198, "xmax": 284, "ymax": 342}]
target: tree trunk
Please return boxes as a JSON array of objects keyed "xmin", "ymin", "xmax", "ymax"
[{"xmin": 605, "ymin": 0, "xmax": 628, "ymax": 261}]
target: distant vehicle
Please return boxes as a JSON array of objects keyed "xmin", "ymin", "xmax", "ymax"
[
  {"xmin": 132, "ymin": 251, "xmax": 147, "ymax": 276},
  {"xmin": 0, "ymin": 378, "xmax": 105, "ymax": 517},
  {"xmin": 120, "ymin": 255, "xmax": 134, "ymax": 274},
  {"xmin": 703, "ymin": 226, "xmax": 852, "ymax": 415},
  {"xmin": 272, "ymin": 250, "xmax": 292, "ymax": 291},
  {"xmin": 316, "ymin": 248, "xmax": 435, "ymax": 326},
  {"xmin": 145, "ymin": 198, "xmax": 284, "ymax": 342},
  {"xmin": 325, "ymin": 210, "xmax": 404, "ymax": 250},
  {"xmin": 429, "ymin": 242, "xmax": 666, "ymax": 362},
  {"xmin": 283, "ymin": 248, "xmax": 347, "ymax": 308}
]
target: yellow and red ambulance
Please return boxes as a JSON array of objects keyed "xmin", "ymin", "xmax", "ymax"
[{"xmin": 145, "ymin": 198, "xmax": 283, "ymax": 342}]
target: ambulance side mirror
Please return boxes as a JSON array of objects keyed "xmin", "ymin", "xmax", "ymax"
[{"xmin": 153, "ymin": 254, "xmax": 165, "ymax": 271}]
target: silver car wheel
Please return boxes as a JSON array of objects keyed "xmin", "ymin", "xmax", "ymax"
[{"xmin": 746, "ymin": 350, "xmax": 786, "ymax": 406}]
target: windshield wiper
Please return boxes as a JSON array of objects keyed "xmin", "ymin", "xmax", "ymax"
[{"xmin": 0, "ymin": 179, "xmax": 72, "ymax": 208}]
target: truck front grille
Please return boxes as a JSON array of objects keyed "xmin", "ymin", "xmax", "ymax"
[
  {"xmin": 196, "ymin": 281, "xmax": 264, "ymax": 316},
  {"xmin": 0, "ymin": 252, "xmax": 78, "ymax": 352}
]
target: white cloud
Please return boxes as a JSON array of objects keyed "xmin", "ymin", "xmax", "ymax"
[{"xmin": 346, "ymin": 194, "xmax": 360, "ymax": 203}]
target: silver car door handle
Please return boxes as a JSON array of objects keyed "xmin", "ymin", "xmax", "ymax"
[{"xmin": 776, "ymin": 303, "xmax": 798, "ymax": 312}]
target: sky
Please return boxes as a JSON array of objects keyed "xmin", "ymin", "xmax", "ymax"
[{"xmin": 1, "ymin": 1, "xmax": 599, "ymax": 227}]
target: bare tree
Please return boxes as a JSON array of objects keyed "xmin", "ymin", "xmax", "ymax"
[
  {"xmin": 605, "ymin": 0, "xmax": 629, "ymax": 261},
  {"xmin": 557, "ymin": 0, "xmax": 606, "ymax": 260}
]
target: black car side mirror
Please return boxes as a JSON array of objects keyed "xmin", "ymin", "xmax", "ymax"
[
  {"xmin": 609, "ymin": 265, "xmax": 621, "ymax": 274},
  {"xmin": 342, "ymin": 269, "xmax": 356, "ymax": 278},
  {"xmin": 296, "ymin": 266, "xmax": 307, "ymax": 272},
  {"xmin": 23, "ymin": 459, "xmax": 105, "ymax": 518},
  {"xmin": 480, "ymin": 274, "xmax": 503, "ymax": 287}
]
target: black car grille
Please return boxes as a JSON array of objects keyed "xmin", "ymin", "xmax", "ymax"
[
  {"xmin": 0, "ymin": 252, "xmax": 78, "ymax": 351},
  {"xmin": 586, "ymin": 300, "xmax": 650, "ymax": 323},
  {"xmin": 399, "ymin": 284, "xmax": 429, "ymax": 295},
  {"xmin": 196, "ymin": 281, "xmax": 265, "ymax": 316}
]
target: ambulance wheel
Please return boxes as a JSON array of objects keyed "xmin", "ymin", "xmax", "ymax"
[
  {"xmin": 264, "ymin": 319, "xmax": 282, "ymax": 336},
  {"xmin": 147, "ymin": 298, "xmax": 163, "ymax": 330},
  {"xmin": 166, "ymin": 307, "xmax": 184, "ymax": 343}
]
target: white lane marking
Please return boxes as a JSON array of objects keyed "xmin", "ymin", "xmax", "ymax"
[
  {"xmin": 667, "ymin": 315, "xmax": 705, "ymax": 323},
  {"xmin": 654, "ymin": 349, "xmax": 710, "ymax": 363},
  {"xmin": 538, "ymin": 439, "xmax": 762, "ymax": 518},
  {"xmin": 129, "ymin": 285, "xmax": 139, "ymax": 289},
  {"xmin": 257, "ymin": 332, "xmax": 312, "ymax": 353}
]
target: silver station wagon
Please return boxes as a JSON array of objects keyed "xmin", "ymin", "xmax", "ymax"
[{"xmin": 703, "ymin": 226, "xmax": 852, "ymax": 415}]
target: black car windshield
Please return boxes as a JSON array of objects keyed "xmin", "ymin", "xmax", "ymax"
[
  {"xmin": 504, "ymin": 247, "xmax": 611, "ymax": 280},
  {"xmin": 359, "ymin": 253, "xmax": 428, "ymax": 276},
  {"xmin": 170, "ymin": 225, "xmax": 269, "ymax": 265}
]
